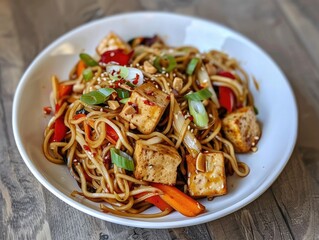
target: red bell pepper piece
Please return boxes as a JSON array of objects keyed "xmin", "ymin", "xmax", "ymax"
[
  {"xmin": 135, "ymin": 192, "xmax": 173, "ymax": 212},
  {"xmin": 218, "ymin": 71, "xmax": 235, "ymax": 113},
  {"xmin": 100, "ymin": 49, "xmax": 133, "ymax": 66},
  {"xmin": 106, "ymin": 124, "xmax": 119, "ymax": 142},
  {"xmin": 52, "ymin": 117, "xmax": 67, "ymax": 142},
  {"xmin": 58, "ymin": 84, "xmax": 73, "ymax": 99}
]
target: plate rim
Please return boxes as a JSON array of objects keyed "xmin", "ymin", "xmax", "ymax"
[{"xmin": 12, "ymin": 11, "xmax": 298, "ymax": 228}]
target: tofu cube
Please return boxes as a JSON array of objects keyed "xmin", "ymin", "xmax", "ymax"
[
  {"xmin": 96, "ymin": 32, "xmax": 131, "ymax": 55},
  {"xmin": 119, "ymin": 82, "xmax": 169, "ymax": 134},
  {"xmin": 222, "ymin": 106, "xmax": 261, "ymax": 153},
  {"xmin": 133, "ymin": 140, "xmax": 182, "ymax": 185},
  {"xmin": 186, "ymin": 153, "xmax": 227, "ymax": 197}
]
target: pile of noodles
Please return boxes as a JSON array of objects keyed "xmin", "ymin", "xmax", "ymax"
[{"xmin": 43, "ymin": 35, "xmax": 255, "ymax": 218}]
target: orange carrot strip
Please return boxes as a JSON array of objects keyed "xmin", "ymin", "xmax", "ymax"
[
  {"xmin": 135, "ymin": 192, "xmax": 173, "ymax": 212},
  {"xmin": 77, "ymin": 60, "xmax": 86, "ymax": 77},
  {"xmin": 73, "ymin": 113, "xmax": 86, "ymax": 120},
  {"xmin": 150, "ymin": 183, "xmax": 206, "ymax": 217},
  {"xmin": 84, "ymin": 122, "xmax": 91, "ymax": 140}
]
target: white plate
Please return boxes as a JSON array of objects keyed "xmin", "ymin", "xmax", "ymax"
[{"xmin": 12, "ymin": 12, "xmax": 298, "ymax": 228}]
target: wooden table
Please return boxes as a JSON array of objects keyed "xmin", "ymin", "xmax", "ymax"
[{"xmin": 1, "ymin": 0, "xmax": 318, "ymax": 239}]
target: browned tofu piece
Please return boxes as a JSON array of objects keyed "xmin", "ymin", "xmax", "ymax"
[
  {"xmin": 119, "ymin": 82, "xmax": 169, "ymax": 134},
  {"xmin": 133, "ymin": 140, "xmax": 182, "ymax": 185},
  {"xmin": 96, "ymin": 32, "xmax": 131, "ymax": 55},
  {"xmin": 186, "ymin": 153, "xmax": 227, "ymax": 197},
  {"xmin": 222, "ymin": 106, "xmax": 261, "ymax": 153}
]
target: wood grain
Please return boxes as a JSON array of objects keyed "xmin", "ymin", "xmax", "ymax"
[{"xmin": 0, "ymin": 0, "xmax": 318, "ymax": 239}]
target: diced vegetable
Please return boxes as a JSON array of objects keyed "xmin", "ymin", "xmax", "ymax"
[
  {"xmin": 150, "ymin": 183, "xmax": 206, "ymax": 217},
  {"xmin": 217, "ymin": 71, "xmax": 236, "ymax": 113},
  {"xmin": 197, "ymin": 66, "xmax": 219, "ymax": 107},
  {"xmin": 184, "ymin": 88, "xmax": 212, "ymax": 101},
  {"xmin": 100, "ymin": 49, "xmax": 133, "ymax": 66},
  {"xmin": 79, "ymin": 53, "xmax": 99, "ymax": 67},
  {"xmin": 188, "ymin": 100, "xmax": 209, "ymax": 128},
  {"xmin": 172, "ymin": 99, "xmax": 201, "ymax": 157},
  {"xmin": 110, "ymin": 148, "xmax": 134, "ymax": 171},
  {"xmin": 115, "ymin": 88, "xmax": 130, "ymax": 99},
  {"xmin": 52, "ymin": 117, "xmax": 67, "ymax": 142},
  {"xmin": 77, "ymin": 60, "xmax": 86, "ymax": 77},
  {"xmin": 80, "ymin": 88, "xmax": 115, "ymax": 105},
  {"xmin": 82, "ymin": 68, "xmax": 93, "ymax": 81},
  {"xmin": 58, "ymin": 84, "xmax": 73, "ymax": 99},
  {"xmin": 119, "ymin": 98, "xmax": 129, "ymax": 104},
  {"xmin": 186, "ymin": 58, "xmax": 199, "ymax": 75},
  {"xmin": 106, "ymin": 124, "xmax": 119, "ymax": 141},
  {"xmin": 153, "ymin": 55, "xmax": 176, "ymax": 73},
  {"xmin": 135, "ymin": 192, "xmax": 173, "ymax": 212},
  {"xmin": 219, "ymin": 87, "xmax": 234, "ymax": 113}
]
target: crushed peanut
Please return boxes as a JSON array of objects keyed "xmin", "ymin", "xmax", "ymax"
[
  {"xmin": 143, "ymin": 61, "xmax": 157, "ymax": 74},
  {"xmin": 173, "ymin": 77, "xmax": 183, "ymax": 92}
]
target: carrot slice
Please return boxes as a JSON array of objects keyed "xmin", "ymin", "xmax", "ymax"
[
  {"xmin": 135, "ymin": 192, "xmax": 173, "ymax": 212},
  {"xmin": 77, "ymin": 60, "xmax": 86, "ymax": 77},
  {"xmin": 150, "ymin": 183, "xmax": 206, "ymax": 217}
]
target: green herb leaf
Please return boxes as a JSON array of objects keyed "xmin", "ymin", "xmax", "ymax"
[
  {"xmin": 110, "ymin": 148, "xmax": 134, "ymax": 171},
  {"xmin": 79, "ymin": 53, "xmax": 98, "ymax": 67},
  {"xmin": 254, "ymin": 106, "xmax": 259, "ymax": 115},
  {"xmin": 184, "ymin": 88, "xmax": 212, "ymax": 101},
  {"xmin": 83, "ymin": 68, "xmax": 93, "ymax": 81}
]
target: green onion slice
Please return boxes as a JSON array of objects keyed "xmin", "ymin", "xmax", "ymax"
[
  {"xmin": 119, "ymin": 98, "xmax": 130, "ymax": 104},
  {"xmin": 98, "ymin": 88, "xmax": 115, "ymax": 97},
  {"xmin": 153, "ymin": 55, "xmax": 176, "ymax": 73},
  {"xmin": 79, "ymin": 53, "xmax": 98, "ymax": 67},
  {"xmin": 186, "ymin": 58, "xmax": 199, "ymax": 75},
  {"xmin": 188, "ymin": 100, "xmax": 209, "ymax": 128},
  {"xmin": 115, "ymin": 88, "xmax": 130, "ymax": 99},
  {"xmin": 110, "ymin": 148, "xmax": 134, "ymax": 171},
  {"xmin": 80, "ymin": 88, "xmax": 115, "ymax": 105},
  {"xmin": 83, "ymin": 68, "xmax": 93, "ymax": 81},
  {"xmin": 184, "ymin": 88, "xmax": 212, "ymax": 101}
]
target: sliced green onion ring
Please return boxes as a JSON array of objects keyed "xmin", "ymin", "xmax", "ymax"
[
  {"xmin": 79, "ymin": 53, "xmax": 98, "ymax": 66},
  {"xmin": 119, "ymin": 98, "xmax": 130, "ymax": 104},
  {"xmin": 115, "ymin": 88, "xmax": 130, "ymax": 99},
  {"xmin": 80, "ymin": 88, "xmax": 115, "ymax": 105},
  {"xmin": 83, "ymin": 68, "xmax": 93, "ymax": 81},
  {"xmin": 98, "ymin": 88, "xmax": 115, "ymax": 97},
  {"xmin": 184, "ymin": 88, "xmax": 212, "ymax": 101},
  {"xmin": 153, "ymin": 55, "xmax": 176, "ymax": 73},
  {"xmin": 110, "ymin": 148, "xmax": 134, "ymax": 171},
  {"xmin": 80, "ymin": 91, "xmax": 106, "ymax": 105},
  {"xmin": 188, "ymin": 100, "xmax": 209, "ymax": 128},
  {"xmin": 186, "ymin": 58, "xmax": 199, "ymax": 75}
]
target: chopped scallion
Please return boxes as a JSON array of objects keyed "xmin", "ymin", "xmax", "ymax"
[
  {"xmin": 115, "ymin": 88, "xmax": 130, "ymax": 99},
  {"xmin": 80, "ymin": 88, "xmax": 115, "ymax": 105},
  {"xmin": 188, "ymin": 100, "xmax": 209, "ymax": 128},
  {"xmin": 120, "ymin": 98, "xmax": 130, "ymax": 104},
  {"xmin": 186, "ymin": 58, "xmax": 199, "ymax": 75},
  {"xmin": 79, "ymin": 53, "xmax": 98, "ymax": 67},
  {"xmin": 110, "ymin": 148, "xmax": 134, "ymax": 171},
  {"xmin": 184, "ymin": 88, "xmax": 212, "ymax": 101},
  {"xmin": 83, "ymin": 68, "xmax": 93, "ymax": 81}
]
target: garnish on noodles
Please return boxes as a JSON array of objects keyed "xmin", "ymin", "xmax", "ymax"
[{"xmin": 43, "ymin": 32, "xmax": 261, "ymax": 217}]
